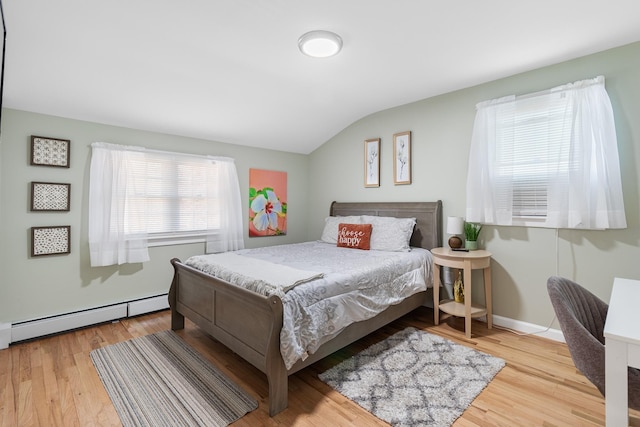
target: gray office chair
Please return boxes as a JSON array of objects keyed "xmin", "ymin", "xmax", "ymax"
[{"xmin": 547, "ymin": 276, "xmax": 640, "ymax": 410}]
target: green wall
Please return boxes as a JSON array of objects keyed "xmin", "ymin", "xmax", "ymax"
[
  {"xmin": 0, "ymin": 110, "xmax": 309, "ymax": 323},
  {"xmin": 308, "ymin": 41, "xmax": 640, "ymax": 328},
  {"xmin": 2, "ymin": 41, "xmax": 639, "ymax": 331}
]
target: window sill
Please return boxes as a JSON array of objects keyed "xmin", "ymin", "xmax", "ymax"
[
  {"xmin": 147, "ymin": 234, "xmax": 206, "ymax": 247},
  {"xmin": 511, "ymin": 217, "xmax": 547, "ymax": 228}
]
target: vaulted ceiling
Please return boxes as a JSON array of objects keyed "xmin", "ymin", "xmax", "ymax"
[{"xmin": 3, "ymin": 1, "xmax": 640, "ymax": 154}]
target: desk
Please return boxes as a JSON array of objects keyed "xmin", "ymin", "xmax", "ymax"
[
  {"xmin": 604, "ymin": 277, "xmax": 640, "ymax": 426},
  {"xmin": 431, "ymin": 247, "xmax": 492, "ymax": 339}
]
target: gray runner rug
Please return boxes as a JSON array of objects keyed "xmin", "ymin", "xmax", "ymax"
[
  {"xmin": 319, "ymin": 327, "xmax": 505, "ymax": 427},
  {"xmin": 90, "ymin": 330, "xmax": 257, "ymax": 427}
]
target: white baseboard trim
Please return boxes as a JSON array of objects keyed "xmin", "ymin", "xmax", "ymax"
[
  {"xmin": 428, "ymin": 307, "xmax": 565, "ymax": 343},
  {"xmin": 5, "ymin": 294, "xmax": 170, "ymax": 348},
  {"xmin": 427, "ymin": 290, "xmax": 565, "ymax": 342},
  {"xmin": 492, "ymin": 314, "xmax": 565, "ymax": 343}
]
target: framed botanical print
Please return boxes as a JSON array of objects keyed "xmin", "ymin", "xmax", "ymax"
[
  {"xmin": 30, "ymin": 135, "xmax": 70, "ymax": 168},
  {"xmin": 393, "ymin": 131, "xmax": 411, "ymax": 185},
  {"xmin": 364, "ymin": 138, "xmax": 380, "ymax": 187},
  {"xmin": 31, "ymin": 182, "xmax": 71, "ymax": 211}
]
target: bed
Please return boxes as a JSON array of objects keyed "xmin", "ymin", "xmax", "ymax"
[{"xmin": 168, "ymin": 200, "xmax": 442, "ymax": 415}]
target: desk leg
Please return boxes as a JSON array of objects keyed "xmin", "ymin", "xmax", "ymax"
[
  {"xmin": 483, "ymin": 266, "xmax": 492, "ymax": 329},
  {"xmin": 463, "ymin": 260, "xmax": 472, "ymax": 339},
  {"xmin": 433, "ymin": 262, "xmax": 441, "ymax": 325},
  {"xmin": 605, "ymin": 338, "xmax": 628, "ymax": 426}
]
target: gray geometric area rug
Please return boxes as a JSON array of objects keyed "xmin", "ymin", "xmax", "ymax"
[
  {"xmin": 90, "ymin": 330, "xmax": 257, "ymax": 427},
  {"xmin": 319, "ymin": 327, "xmax": 505, "ymax": 427}
]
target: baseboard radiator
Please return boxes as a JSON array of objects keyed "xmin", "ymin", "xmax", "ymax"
[
  {"xmin": 2, "ymin": 294, "xmax": 169, "ymax": 348},
  {"xmin": 0, "ymin": 295, "xmax": 565, "ymax": 350}
]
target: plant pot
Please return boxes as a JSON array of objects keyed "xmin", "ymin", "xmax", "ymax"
[{"xmin": 465, "ymin": 240, "xmax": 478, "ymax": 250}]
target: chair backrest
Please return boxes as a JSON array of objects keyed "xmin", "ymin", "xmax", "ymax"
[{"xmin": 546, "ymin": 276, "xmax": 609, "ymax": 396}]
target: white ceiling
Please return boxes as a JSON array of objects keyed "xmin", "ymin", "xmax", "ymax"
[{"xmin": 3, "ymin": 1, "xmax": 640, "ymax": 154}]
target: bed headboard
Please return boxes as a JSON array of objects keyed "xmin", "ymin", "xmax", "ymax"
[{"xmin": 329, "ymin": 201, "xmax": 443, "ymax": 250}]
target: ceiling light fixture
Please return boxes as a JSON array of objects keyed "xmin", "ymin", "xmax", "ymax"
[{"xmin": 298, "ymin": 30, "xmax": 343, "ymax": 58}]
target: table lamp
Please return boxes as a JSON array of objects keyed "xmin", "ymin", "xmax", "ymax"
[{"xmin": 446, "ymin": 216, "xmax": 464, "ymax": 249}]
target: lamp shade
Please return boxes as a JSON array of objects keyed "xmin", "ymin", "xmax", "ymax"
[{"xmin": 446, "ymin": 216, "xmax": 464, "ymax": 235}]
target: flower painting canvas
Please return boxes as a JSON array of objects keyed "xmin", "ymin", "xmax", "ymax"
[{"xmin": 249, "ymin": 169, "xmax": 287, "ymax": 236}]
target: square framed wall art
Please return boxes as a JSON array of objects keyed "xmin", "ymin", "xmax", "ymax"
[
  {"xmin": 393, "ymin": 131, "xmax": 411, "ymax": 185},
  {"xmin": 31, "ymin": 182, "xmax": 71, "ymax": 212},
  {"xmin": 31, "ymin": 225, "xmax": 71, "ymax": 257},
  {"xmin": 364, "ymin": 138, "xmax": 380, "ymax": 187},
  {"xmin": 30, "ymin": 135, "xmax": 71, "ymax": 168}
]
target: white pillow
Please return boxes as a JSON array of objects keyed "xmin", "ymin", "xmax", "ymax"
[
  {"xmin": 361, "ymin": 215, "xmax": 416, "ymax": 252},
  {"xmin": 320, "ymin": 215, "xmax": 362, "ymax": 244}
]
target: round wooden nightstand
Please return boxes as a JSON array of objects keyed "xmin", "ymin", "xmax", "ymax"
[{"xmin": 431, "ymin": 247, "xmax": 493, "ymax": 338}]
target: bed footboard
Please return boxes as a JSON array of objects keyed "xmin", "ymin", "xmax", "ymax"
[{"xmin": 169, "ymin": 258, "xmax": 288, "ymax": 415}]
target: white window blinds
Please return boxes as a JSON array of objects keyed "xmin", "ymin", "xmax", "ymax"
[
  {"xmin": 466, "ymin": 76, "xmax": 626, "ymax": 230},
  {"xmin": 124, "ymin": 151, "xmax": 222, "ymax": 235}
]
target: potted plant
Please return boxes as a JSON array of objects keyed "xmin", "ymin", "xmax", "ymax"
[{"xmin": 464, "ymin": 222, "xmax": 482, "ymax": 250}]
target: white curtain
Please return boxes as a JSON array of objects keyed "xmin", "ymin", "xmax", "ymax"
[
  {"xmin": 89, "ymin": 143, "xmax": 150, "ymax": 266},
  {"xmin": 204, "ymin": 157, "xmax": 245, "ymax": 253},
  {"xmin": 466, "ymin": 76, "xmax": 627, "ymax": 230},
  {"xmin": 466, "ymin": 95, "xmax": 516, "ymax": 226},
  {"xmin": 88, "ymin": 143, "xmax": 245, "ymax": 267}
]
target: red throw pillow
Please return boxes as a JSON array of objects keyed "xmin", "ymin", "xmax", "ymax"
[{"xmin": 337, "ymin": 223, "xmax": 372, "ymax": 250}]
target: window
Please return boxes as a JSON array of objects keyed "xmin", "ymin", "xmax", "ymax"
[
  {"xmin": 493, "ymin": 92, "xmax": 574, "ymax": 219},
  {"xmin": 88, "ymin": 143, "xmax": 244, "ymax": 267},
  {"xmin": 466, "ymin": 76, "xmax": 626, "ymax": 230},
  {"xmin": 125, "ymin": 152, "xmax": 221, "ymax": 237}
]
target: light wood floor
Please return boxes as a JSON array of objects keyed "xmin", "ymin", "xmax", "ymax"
[{"xmin": 1, "ymin": 307, "xmax": 639, "ymax": 426}]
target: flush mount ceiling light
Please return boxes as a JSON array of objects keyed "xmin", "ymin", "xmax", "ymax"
[{"xmin": 298, "ymin": 30, "xmax": 343, "ymax": 58}]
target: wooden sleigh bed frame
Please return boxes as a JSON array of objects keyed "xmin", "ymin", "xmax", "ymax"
[{"xmin": 169, "ymin": 200, "xmax": 442, "ymax": 415}]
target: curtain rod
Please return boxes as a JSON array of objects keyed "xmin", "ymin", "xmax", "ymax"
[
  {"xmin": 518, "ymin": 75, "xmax": 603, "ymax": 100},
  {"xmin": 478, "ymin": 75, "xmax": 605, "ymax": 109}
]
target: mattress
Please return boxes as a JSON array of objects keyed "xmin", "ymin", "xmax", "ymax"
[{"xmin": 185, "ymin": 241, "xmax": 432, "ymax": 369}]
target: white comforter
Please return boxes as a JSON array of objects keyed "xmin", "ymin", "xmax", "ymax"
[{"xmin": 186, "ymin": 241, "xmax": 432, "ymax": 370}]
